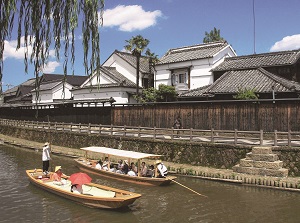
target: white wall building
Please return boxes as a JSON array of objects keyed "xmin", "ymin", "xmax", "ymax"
[
  {"xmin": 155, "ymin": 41, "xmax": 236, "ymax": 93},
  {"xmin": 102, "ymin": 50, "xmax": 153, "ymax": 89},
  {"xmin": 32, "ymin": 80, "xmax": 73, "ymax": 104},
  {"xmin": 71, "ymin": 66, "xmax": 137, "ymax": 105}
]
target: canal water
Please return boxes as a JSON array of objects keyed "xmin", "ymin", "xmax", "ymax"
[{"xmin": 1, "ymin": 144, "xmax": 300, "ymax": 223}]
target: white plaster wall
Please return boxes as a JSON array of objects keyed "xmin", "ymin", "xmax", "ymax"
[
  {"xmin": 35, "ymin": 91, "xmax": 53, "ymax": 103},
  {"xmin": 32, "ymin": 83, "xmax": 73, "ymax": 103},
  {"xmin": 52, "ymin": 84, "xmax": 72, "ymax": 100},
  {"xmin": 72, "ymin": 87, "xmax": 136, "ymax": 104}
]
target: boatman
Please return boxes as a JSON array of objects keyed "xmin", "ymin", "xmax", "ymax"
[
  {"xmin": 155, "ymin": 160, "xmax": 168, "ymax": 178},
  {"xmin": 42, "ymin": 142, "xmax": 51, "ymax": 175}
]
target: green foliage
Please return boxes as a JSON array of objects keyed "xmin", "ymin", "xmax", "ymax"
[
  {"xmin": 135, "ymin": 87, "xmax": 157, "ymax": 103},
  {"xmin": 135, "ymin": 84, "xmax": 178, "ymax": 103},
  {"xmin": 233, "ymin": 88, "xmax": 259, "ymax": 100},
  {"xmin": 203, "ymin": 27, "xmax": 225, "ymax": 43},
  {"xmin": 125, "ymin": 35, "xmax": 150, "ymax": 94},
  {"xmin": 156, "ymin": 84, "xmax": 178, "ymax": 102}
]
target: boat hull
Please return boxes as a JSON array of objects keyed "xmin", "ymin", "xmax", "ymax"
[
  {"xmin": 75, "ymin": 158, "xmax": 177, "ymax": 186},
  {"xmin": 26, "ymin": 169, "xmax": 141, "ymax": 209}
]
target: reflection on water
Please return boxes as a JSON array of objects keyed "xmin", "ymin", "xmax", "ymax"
[{"xmin": 1, "ymin": 144, "xmax": 300, "ymax": 223}]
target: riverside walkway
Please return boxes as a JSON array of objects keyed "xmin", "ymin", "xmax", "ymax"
[{"xmin": 1, "ymin": 118, "xmax": 300, "ymax": 147}]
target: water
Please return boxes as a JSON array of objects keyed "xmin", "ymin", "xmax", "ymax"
[{"xmin": 0, "ymin": 144, "xmax": 300, "ymax": 223}]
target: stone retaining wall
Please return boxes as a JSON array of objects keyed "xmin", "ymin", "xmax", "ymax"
[{"xmin": 1, "ymin": 124, "xmax": 300, "ymax": 176}]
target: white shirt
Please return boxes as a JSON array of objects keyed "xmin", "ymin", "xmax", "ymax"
[
  {"xmin": 95, "ymin": 163, "xmax": 102, "ymax": 169},
  {"xmin": 157, "ymin": 163, "xmax": 168, "ymax": 177},
  {"xmin": 127, "ymin": 170, "xmax": 137, "ymax": 176},
  {"xmin": 42, "ymin": 145, "xmax": 51, "ymax": 161}
]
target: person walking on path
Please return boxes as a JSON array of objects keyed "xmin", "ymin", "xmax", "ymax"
[
  {"xmin": 42, "ymin": 142, "xmax": 51, "ymax": 174},
  {"xmin": 173, "ymin": 117, "xmax": 182, "ymax": 136}
]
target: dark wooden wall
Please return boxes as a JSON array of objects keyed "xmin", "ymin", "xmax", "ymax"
[
  {"xmin": 112, "ymin": 99, "xmax": 300, "ymax": 132},
  {"xmin": 0, "ymin": 106, "xmax": 111, "ymax": 125},
  {"xmin": 1, "ymin": 99, "xmax": 300, "ymax": 131}
]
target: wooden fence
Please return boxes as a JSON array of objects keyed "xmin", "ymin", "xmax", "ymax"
[
  {"xmin": 1, "ymin": 118, "xmax": 300, "ymax": 147},
  {"xmin": 112, "ymin": 99, "xmax": 300, "ymax": 132}
]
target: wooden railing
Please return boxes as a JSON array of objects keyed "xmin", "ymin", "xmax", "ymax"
[{"xmin": 1, "ymin": 118, "xmax": 300, "ymax": 147}]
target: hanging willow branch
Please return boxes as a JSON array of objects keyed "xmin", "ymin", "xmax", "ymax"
[{"xmin": 0, "ymin": 0, "xmax": 104, "ymax": 98}]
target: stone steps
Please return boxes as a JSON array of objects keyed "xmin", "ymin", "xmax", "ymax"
[
  {"xmin": 233, "ymin": 146, "xmax": 288, "ymax": 177},
  {"xmin": 239, "ymin": 159, "xmax": 283, "ymax": 169}
]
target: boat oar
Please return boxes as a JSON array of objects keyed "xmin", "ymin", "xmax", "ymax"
[{"xmin": 170, "ymin": 178, "xmax": 208, "ymax": 198}]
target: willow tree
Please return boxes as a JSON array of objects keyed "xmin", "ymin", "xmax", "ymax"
[
  {"xmin": 124, "ymin": 35, "xmax": 150, "ymax": 95},
  {"xmin": 0, "ymin": 0, "xmax": 104, "ymax": 98}
]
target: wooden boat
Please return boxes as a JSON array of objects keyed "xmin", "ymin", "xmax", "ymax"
[
  {"xmin": 26, "ymin": 169, "xmax": 141, "ymax": 209},
  {"xmin": 74, "ymin": 146, "xmax": 177, "ymax": 186}
]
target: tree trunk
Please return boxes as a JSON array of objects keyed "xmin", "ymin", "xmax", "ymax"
[{"xmin": 136, "ymin": 55, "xmax": 140, "ymax": 95}]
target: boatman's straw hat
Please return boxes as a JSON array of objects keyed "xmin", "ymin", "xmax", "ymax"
[
  {"xmin": 155, "ymin": 160, "xmax": 162, "ymax": 165},
  {"xmin": 55, "ymin": 166, "xmax": 62, "ymax": 172},
  {"xmin": 44, "ymin": 142, "xmax": 49, "ymax": 146}
]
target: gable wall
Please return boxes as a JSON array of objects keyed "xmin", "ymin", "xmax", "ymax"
[
  {"xmin": 32, "ymin": 84, "xmax": 73, "ymax": 103},
  {"xmin": 103, "ymin": 54, "xmax": 141, "ymax": 87},
  {"xmin": 52, "ymin": 84, "xmax": 72, "ymax": 100}
]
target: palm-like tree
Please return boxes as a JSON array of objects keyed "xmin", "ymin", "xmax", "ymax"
[
  {"xmin": 125, "ymin": 35, "xmax": 150, "ymax": 95},
  {"xmin": 203, "ymin": 27, "xmax": 225, "ymax": 43},
  {"xmin": 145, "ymin": 48, "xmax": 159, "ymax": 88}
]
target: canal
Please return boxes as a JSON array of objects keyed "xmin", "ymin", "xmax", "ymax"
[{"xmin": 1, "ymin": 144, "xmax": 300, "ymax": 223}]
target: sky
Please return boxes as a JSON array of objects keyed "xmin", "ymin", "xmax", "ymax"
[{"xmin": 2, "ymin": 0, "xmax": 300, "ymax": 91}]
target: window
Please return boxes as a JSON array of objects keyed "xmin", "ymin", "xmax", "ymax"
[
  {"xmin": 178, "ymin": 73, "xmax": 185, "ymax": 83},
  {"xmin": 171, "ymin": 70, "xmax": 187, "ymax": 85}
]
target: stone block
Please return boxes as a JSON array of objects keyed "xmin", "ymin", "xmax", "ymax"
[
  {"xmin": 246, "ymin": 153, "xmax": 278, "ymax": 162},
  {"xmin": 251, "ymin": 147, "xmax": 273, "ymax": 154},
  {"xmin": 239, "ymin": 159, "xmax": 283, "ymax": 169},
  {"xmin": 232, "ymin": 165, "xmax": 289, "ymax": 177}
]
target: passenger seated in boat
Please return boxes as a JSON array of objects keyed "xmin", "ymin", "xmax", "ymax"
[
  {"xmin": 110, "ymin": 164, "xmax": 118, "ymax": 173},
  {"xmin": 146, "ymin": 165, "xmax": 155, "ymax": 177},
  {"xmin": 71, "ymin": 184, "xmax": 83, "ymax": 194},
  {"xmin": 95, "ymin": 160, "xmax": 102, "ymax": 169},
  {"xmin": 155, "ymin": 160, "xmax": 168, "ymax": 178},
  {"xmin": 128, "ymin": 162, "xmax": 138, "ymax": 176},
  {"xmin": 140, "ymin": 161, "xmax": 148, "ymax": 177},
  {"xmin": 102, "ymin": 157, "xmax": 110, "ymax": 171},
  {"xmin": 116, "ymin": 160, "xmax": 123, "ymax": 174},
  {"xmin": 121, "ymin": 160, "xmax": 129, "ymax": 174},
  {"xmin": 52, "ymin": 166, "xmax": 68, "ymax": 185}
]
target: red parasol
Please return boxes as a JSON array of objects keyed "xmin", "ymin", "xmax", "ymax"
[{"xmin": 69, "ymin": 172, "xmax": 92, "ymax": 185}]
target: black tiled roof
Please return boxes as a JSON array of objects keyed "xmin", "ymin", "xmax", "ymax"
[
  {"xmin": 158, "ymin": 41, "xmax": 229, "ymax": 65},
  {"xmin": 212, "ymin": 50, "xmax": 300, "ymax": 71},
  {"xmin": 207, "ymin": 68, "xmax": 300, "ymax": 93},
  {"xmin": 2, "ymin": 78, "xmax": 35, "ymax": 96},
  {"xmin": 179, "ymin": 85, "xmax": 212, "ymax": 97},
  {"xmin": 101, "ymin": 66, "xmax": 136, "ymax": 87},
  {"xmin": 41, "ymin": 73, "xmax": 88, "ymax": 86},
  {"xmin": 35, "ymin": 80, "xmax": 62, "ymax": 91},
  {"xmin": 78, "ymin": 66, "xmax": 136, "ymax": 89},
  {"xmin": 180, "ymin": 68, "xmax": 300, "ymax": 97}
]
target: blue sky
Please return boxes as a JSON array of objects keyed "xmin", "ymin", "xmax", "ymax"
[{"xmin": 2, "ymin": 0, "xmax": 300, "ymax": 91}]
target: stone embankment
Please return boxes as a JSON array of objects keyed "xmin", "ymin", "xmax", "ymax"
[{"xmin": 1, "ymin": 133, "xmax": 300, "ymax": 192}]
